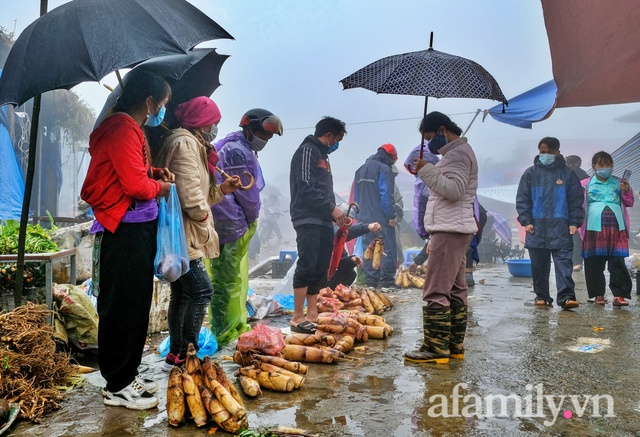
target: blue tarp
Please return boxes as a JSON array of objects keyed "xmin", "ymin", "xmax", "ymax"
[
  {"xmin": 0, "ymin": 104, "xmax": 24, "ymax": 221},
  {"xmin": 487, "ymin": 80, "xmax": 558, "ymax": 129}
]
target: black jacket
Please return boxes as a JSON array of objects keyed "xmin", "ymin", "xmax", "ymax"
[{"xmin": 289, "ymin": 135, "xmax": 335, "ymax": 228}]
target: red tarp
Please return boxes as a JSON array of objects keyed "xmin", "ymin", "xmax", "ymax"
[{"xmin": 542, "ymin": 0, "xmax": 640, "ymax": 108}]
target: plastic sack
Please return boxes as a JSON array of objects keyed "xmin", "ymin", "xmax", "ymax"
[
  {"xmin": 157, "ymin": 327, "xmax": 218, "ymax": 359},
  {"xmin": 205, "ymin": 222, "xmax": 256, "ymax": 346},
  {"xmin": 154, "ymin": 184, "xmax": 190, "ymax": 282},
  {"xmin": 236, "ymin": 323, "xmax": 285, "ymax": 356},
  {"xmin": 269, "ymin": 258, "xmax": 297, "ymax": 297}
]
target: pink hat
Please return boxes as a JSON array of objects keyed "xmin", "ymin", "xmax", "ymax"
[{"xmin": 174, "ymin": 96, "xmax": 221, "ymax": 129}]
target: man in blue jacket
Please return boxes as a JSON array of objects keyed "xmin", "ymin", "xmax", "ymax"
[
  {"xmin": 516, "ymin": 137, "xmax": 584, "ymax": 309},
  {"xmin": 354, "ymin": 143, "xmax": 400, "ymax": 290},
  {"xmin": 289, "ymin": 117, "xmax": 348, "ymax": 333}
]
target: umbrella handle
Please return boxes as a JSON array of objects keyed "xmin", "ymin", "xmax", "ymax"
[
  {"xmin": 215, "ymin": 166, "xmax": 255, "ymax": 191},
  {"xmin": 406, "ymin": 142, "xmax": 425, "ymax": 175},
  {"xmin": 347, "ymin": 202, "xmax": 359, "ymax": 217}
]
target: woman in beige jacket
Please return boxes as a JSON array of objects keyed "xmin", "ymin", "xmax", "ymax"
[
  {"xmin": 404, "ymin": 111, "xmax": 478, "ymax": 365},
  {"xmin": 155, "ymin": 96, "xmax": 240, "ymax": 370}
]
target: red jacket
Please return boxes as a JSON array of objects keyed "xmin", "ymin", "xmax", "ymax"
[{"xmin": 81, "ymin": 113, "xmax": 161, "ymax": 233}]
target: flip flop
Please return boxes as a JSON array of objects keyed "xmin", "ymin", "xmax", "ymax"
[{"xmin": 290, "ymin": 321, "xmax": 317, "ymax": 334}]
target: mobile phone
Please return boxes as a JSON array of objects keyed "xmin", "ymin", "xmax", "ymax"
[{"xmin": 622, "ymin": 170, "xmax": 632, "ymax": 183}]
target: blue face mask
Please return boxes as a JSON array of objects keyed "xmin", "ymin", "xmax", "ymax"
[
  {"xmin": 596, "ymin": 168, "xmax": 613, "ymax": 179},
  {"xmin": 538, "ymin": 153, "xmax": 556, "ymax": 166},
  {"xmin": 145, "ymin": 105, "xmax": 166, "ymax": 127},
  {"xmin": 427, "ymin": 133, "xmax": 447, "ymax": 155},
  {"xmin": 327, "ymin": 141, "xmax": 340, "ymax": 154}
]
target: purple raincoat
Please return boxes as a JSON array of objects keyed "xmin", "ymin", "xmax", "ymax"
[{"xmin": 211, "ymin": 131, "xmax": 265, "ymax": 244}]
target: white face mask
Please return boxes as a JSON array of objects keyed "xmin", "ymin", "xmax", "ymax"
[
  {"xmin": 201, "ymin": 124, "xmax": 218, "ymax": 143},
  {"xmin": 250, "ymin": 134, "xmax": 268, "ymax": 152}
]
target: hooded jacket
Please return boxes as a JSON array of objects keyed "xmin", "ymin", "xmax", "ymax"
[
  {"xmin": 81, "ymin": 113, "xmax": 162, "ymax": 233},
  {"xmin": 289, "ymin": 135, "xmax": 336, "ymax": 228},
  {"xmin": 156, "ymin": 129, "xmax": 225, "ymax": 260},
  {"xmin": 418, "ymin": 137, "xmax": 478, "ymax": 235},
  {"xmin": 353, "ymin": 149, "xmax": 397, "ymax": 225},
  {"xmin": 516, "ymin": 154, "xmax": 584, "ymax": 249},
  {"xmin": 211, "ymin": 131, "xmax": 265, "ymax": 244}
]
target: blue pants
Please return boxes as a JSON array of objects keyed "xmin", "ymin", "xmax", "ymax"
[
  {"xmin": 168, "ymin": 258, "xmax": 213, "ymax": 357},
  {"xmin": 529, "ymin": 247, "xmax": 575, "ymax": 304},
  {"xmin": 362, "ymin": 225, "xmax": 398, "ymax": 288}
]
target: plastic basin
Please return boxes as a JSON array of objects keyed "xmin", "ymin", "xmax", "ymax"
[{"xmin": 506, "ymin": 259, "xmax": 532, "ymax": 277}]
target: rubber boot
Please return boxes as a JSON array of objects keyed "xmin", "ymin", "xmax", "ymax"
[
  {"xmin": 404, "ymin": 307, "xmax": 451, "ymax": 364},
  {"xmin": 449, "ymin": 305, "xmax": 468, "ymax": 359}
]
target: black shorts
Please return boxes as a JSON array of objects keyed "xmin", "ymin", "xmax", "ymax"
[{"xmin": 293, "ymin": 224, "xmax": 334, "ymax": 295}]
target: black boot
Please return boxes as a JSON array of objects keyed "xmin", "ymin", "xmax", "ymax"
[
  {"xmin": 449, "ymin": 305, "xmax": 468, "ymax": 359},
  {"xmin": 404, "ymin": 307, "xmax": 450, "ymax": 364}
]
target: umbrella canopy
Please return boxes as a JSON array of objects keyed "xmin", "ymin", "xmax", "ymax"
[
  {"xmin": 0, "ymin": 0, "xmax": 233, "ymax": 107},
  {"xmin": 542, "ymin": 0, "xmax": 640, "ymax": 108},
  {"xmin": 340, "ymin": 46, "xmax": 507, "ymax": 104},
  {"xmin": 95, "ymin": 48, "xmax": 229, "ymax": 128}
]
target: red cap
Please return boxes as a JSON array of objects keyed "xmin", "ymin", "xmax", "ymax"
[{"xmin": 379, "ymin": 143, "xmax": 398, "ymax": 162}]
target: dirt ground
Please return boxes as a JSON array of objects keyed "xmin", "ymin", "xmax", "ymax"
[{"xmin": 8, "ymin": 262, "xmax": 640, "ymax": 436}]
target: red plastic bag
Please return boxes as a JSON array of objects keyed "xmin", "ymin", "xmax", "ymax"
[{"xmin": 236, "ymin": 323, "xmax": 285, "ymax": 356}]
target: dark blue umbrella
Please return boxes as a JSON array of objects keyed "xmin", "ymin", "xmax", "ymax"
[{"xmin": 341, "ymin": 32, "xmax": 507, "ymax": 172}]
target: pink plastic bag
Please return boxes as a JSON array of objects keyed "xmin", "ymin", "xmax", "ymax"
[{"xmin": 236, "ymin": 323, "xmax": 285, "ymax": 356}]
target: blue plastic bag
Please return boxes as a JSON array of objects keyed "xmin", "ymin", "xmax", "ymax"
[
  {"xmin": 154, "ymin": 184, "xmax": 190, "ymax": 282},
  {"xmin": 158, "ymin": 327, "xmax": 218, "ymax": 359}
]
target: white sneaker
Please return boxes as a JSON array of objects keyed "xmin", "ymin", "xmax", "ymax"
[
  {"xmin": 135, "ymin": 375, "xmax": 158, "ymax": 394},
  {"xmin": 103, "ymin": 379, "xmax": 159, "ymax": 410}
]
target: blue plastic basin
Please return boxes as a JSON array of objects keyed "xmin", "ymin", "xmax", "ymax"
[{"xmin": 506, "ymin": 259, "xmax": 532, "ymax": 277}]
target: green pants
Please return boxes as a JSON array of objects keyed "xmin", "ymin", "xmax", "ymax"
[{"xmin": 206, "ymin": 222, "xmax": 256, "ymax": 346}]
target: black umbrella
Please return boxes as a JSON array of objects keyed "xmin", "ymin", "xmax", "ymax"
[
  {"xmin": 340, "ymin": 32, "xmax": 507, "ymax": 172},
  {"xmin": 0, "ymin": 0, "xmax": 232, "ymax": 306},
  {"xmin": 96, "ymin": 48, "xmax": 229, "ymax": 128},
  {"xmin": 0, "ymin": 0, "xmax": 233, "ymax": 107}
]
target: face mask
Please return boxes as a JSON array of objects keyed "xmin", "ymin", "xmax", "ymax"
[
  {"xmin": 327, "ymin": 141, "xmax": 340, "ymax": 154},
  {"xmin": 201, "ymin": 124, "xmax": 218, "ymax": 143},
  {"xmin": 596, "ymin": 168, "xmax": 613, "ymax": 179},
  {"xmin": 249, "ymin": 134, "xmax": 268, "ymax": 152},
  {"xmin": 427, "ymin": 132, "xmax": 447, "ymax": 154},
  {"xmin": 538, "ymin": 153, "xmax": 556, "ymax": 166},
  {"xmin": 145, "ymin": 105, "xmax": 165, "ymax": 127}
]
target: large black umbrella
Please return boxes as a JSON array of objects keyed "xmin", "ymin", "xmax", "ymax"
[
  {"xmin": 0, "ymin": 0, "xmax": 232, "ymax": 107},
  {"xmin": 96, "ymin": 48, "xmax": 229, "ymax": 128},
  {"xmin": 0, "ymin": 0, "xmax": 232, "ymax": 306},
  {"xmin": 340, "ymin": 33, "xmax": 507, "ymax": 171}
]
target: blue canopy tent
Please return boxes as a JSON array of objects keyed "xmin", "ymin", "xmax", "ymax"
[{"xmin": 485, "ymin": 80, "xmax": 557, "ymax": 129}]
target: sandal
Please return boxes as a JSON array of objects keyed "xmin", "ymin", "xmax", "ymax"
[
  {"xmin": 290, "ymin": 321, "xmax": 317, "ymax": 334},
  {"xmin": 534, "ymin": 299, "xmax": 548, "ymax": 306}
]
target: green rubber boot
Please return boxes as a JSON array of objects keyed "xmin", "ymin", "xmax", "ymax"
[
  {"xmin": 449, "ymin": 305, "xmax": 468, "ymax": 360},
  {"xmin": 404, "ymin": 306, "xmax": 451, "ymax": 364}
]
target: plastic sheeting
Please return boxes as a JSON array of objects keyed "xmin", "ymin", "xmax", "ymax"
[{"xmin": 0, "ymin": 104, "xmax": 24, "ymax": 221}]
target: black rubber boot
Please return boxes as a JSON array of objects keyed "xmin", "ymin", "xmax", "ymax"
[
  {"xmin": 449, "ymin": 305, "xmax": 468, "ymax": 359},
  {"xmin": 404, "ymin": 306, "xmax": 451, "ymax": 364}
]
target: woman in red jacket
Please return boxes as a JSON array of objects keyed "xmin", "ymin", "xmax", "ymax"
[{"xmin": 81, "ymin": 70, "xmax": 172, "ymax": 410}]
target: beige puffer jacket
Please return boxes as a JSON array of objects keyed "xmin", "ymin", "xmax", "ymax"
[
  {"xmin": 156, "ymin": 129, "xmax": 225, "ymax": 260},
  {"xmin": 418, "ymin": 137, "xmax": 478, "ymax": 235}
]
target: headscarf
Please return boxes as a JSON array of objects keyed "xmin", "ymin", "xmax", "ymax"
[{"xmin": 174, "ymin": 96, "xmax": 221, "ymax": 129}]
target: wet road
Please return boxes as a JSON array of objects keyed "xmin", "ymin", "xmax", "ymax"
[{"xmin": 10, "ymin": 263, "xmax": 640, "ymax": 436}]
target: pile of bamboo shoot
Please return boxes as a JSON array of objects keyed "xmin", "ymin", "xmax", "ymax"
[
  {"xmin": 166, "ymin": 344, "xmax": 248, "ymax": 433},
  {"xmin": 395, "ymin": 265, "xmax": 426, "ymax": 289},
  {"xmin": 231, "ymin": 352, "xmax": 309, "ymax": 392},
  {"xmin": 318, "ymin": 284, "xmax": 393, "ymax": 315}
]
